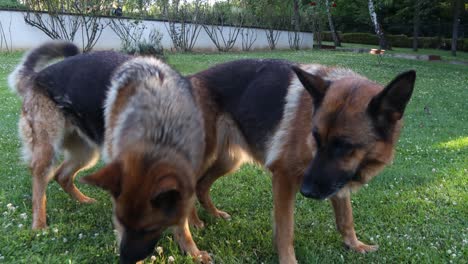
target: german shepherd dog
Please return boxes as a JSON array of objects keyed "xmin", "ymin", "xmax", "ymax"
[
  {"xmin": 8, "ymin": 42, "xmax": 211, "ymax": 263},
  {"xmin": 188, "ymin": 60, "xmax": 416, "ymax": 263}
]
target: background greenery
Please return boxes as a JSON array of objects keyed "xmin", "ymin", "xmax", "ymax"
[{"xmin": 0, "ymin": 49, "xmax": 467, "ymax": 263}]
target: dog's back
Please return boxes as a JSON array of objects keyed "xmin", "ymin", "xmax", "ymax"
[
  {"xmin": 35, "ymin": 51, "xmax": 131, "ymax": 144},
  {"xmin": 194, "ymin": 59, "xmax": 294, "ymax": 158}
]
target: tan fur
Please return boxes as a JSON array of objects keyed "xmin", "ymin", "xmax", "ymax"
[
  {"xmin": 15, "ymin": 81, "xmax": 98, "ymax": 229},
  {"xmin": 188, "ymin": 63, "xmax": 412, "ymax": 263},
  {"xmin": 82, "ymin": 57, "xmax": 212, "ymax": 263}
]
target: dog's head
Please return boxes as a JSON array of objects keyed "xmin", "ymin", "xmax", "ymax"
[
  {"xmin": 292, "ymin": 66, "xmax": 416, "ymax": 199},
  {"xmin": 81, "ymin": 149, "xmax": 195, "ymax": 263}
]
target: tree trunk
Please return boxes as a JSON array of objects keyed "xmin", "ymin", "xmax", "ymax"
[
  {"xmin": 293, "ymin": 0, "xmax": 301, "ymax": 32},
  {"xmin": 368, "ymin": 0, "xmax": 389, "ymax": 50},
  {"xmin": 325, "ymin": 0, "xmax": 341, "ymax": 47},
  {"xmin": 412, "ymin": 0, "xmax": 420, "ymax": 51},
  {"xmin": 451, "ymin": 0, "xmax": 461, "ymax": 56}
]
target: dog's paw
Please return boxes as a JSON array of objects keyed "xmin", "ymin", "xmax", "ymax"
[
  {"xmin": 78, "ymin": 196, "xmax": 97, "ymax": 204},
  {"xmin": 215, "ymin": 210, "xmax": 231, "ymax": 221},
  {"xmin": 194, "ymin": 251, "xmax": 212, "ymax": 264},
  {"xmin": 190, "ymin": 218, "xmax": 205, "ymax": 229},
  {"xmin": 32, "ymin": 223, "xmax": 48, "ymax": 230},
  {"xmin": 345, "ymin": 241, "xmax": 379, "ymax": 253}
]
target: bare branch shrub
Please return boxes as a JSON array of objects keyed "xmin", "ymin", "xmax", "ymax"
[
  {"xmin": 0, "ymin": 17, "xmax": 13, "ymax": 52},
  {"xmin": 263, "ymin": 16, "xmax": 285, "ymax": 50},
  {"xmin": 288, "ymin": 30, "xmax": 302, "ymax": 50},
  {"xmin": 240, "ymin": 27, "xmax": 257, "ymax": 51},
  {"xmin": 110, "ymin": 19, "xmax": 146, "ymax": 51},
  {"xmin": 164, "ymin": 0, "xmax": 204, "ymax": 52},
  {"xmin": 23, "ymin": 0, "xmax": 80, "ymax": 41},
  {"xmin": 73, "ymin": 1, "xmax": 109, "ymax": 52},
  {"xmin": 202, "ymin": 1, "xmax": 244, "ymax": 52},
  {"xmin": 240, "ymin": 11, "xmax": 257, "ymax": 51},
  {"xmin": 22, "ymin": 0, "xmax": 110, "ymax": 52}
]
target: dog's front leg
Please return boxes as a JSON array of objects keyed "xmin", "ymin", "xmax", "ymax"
[
  {"xmin": 173, "ymin": 217, "xmax": 212, "ymax": 263},
  {"xmin": 272, "ymin": 171, "xmax": 298, "ymax": 264},
  {"xmin": 330, "ymin": 191, "xmax": 378, "ymax": 253}
]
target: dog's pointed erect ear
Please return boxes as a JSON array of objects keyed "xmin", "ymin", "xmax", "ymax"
[
  {"xmin": 368, "ymin": 70, "xmax": 416, "ymax": 123},
  {"xmin": 292, "ymin": 65, "xmax": 329, "ymax": 105},
  {"xmin": 151, "ymin": 175, "xmax": 182, "ymax": 218},
  {"xmin": 80, "ymin": 162, "xmax": 122, "ymax": 197}
]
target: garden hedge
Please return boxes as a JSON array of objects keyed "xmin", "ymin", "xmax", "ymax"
[{"xmin": 321, "ymin": 31, "xmax": 468, "ymax": 51}]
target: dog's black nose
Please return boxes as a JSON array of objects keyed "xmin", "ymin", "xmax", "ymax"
[
  {"xmin": 119, "ymin": 232, "xmax": 159, "ymax": 264},
  {"xmin": 300, "ymin": 184, "xmax": 322, "ymax": 199}
]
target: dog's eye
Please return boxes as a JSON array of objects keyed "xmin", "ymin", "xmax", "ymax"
[
  {"xmin": 313, "ymin": 130, "xmax": 322, "ymax": 148},
  {"xmin": 332, "ymin": 138, "xmax": 354, "ymax": 157}
]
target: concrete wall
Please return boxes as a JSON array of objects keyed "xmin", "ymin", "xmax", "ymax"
[{"xmin": 0, "ymin": 10, "xmax": 313, "ymax": 51}]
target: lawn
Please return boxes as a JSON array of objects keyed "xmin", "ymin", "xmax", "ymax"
[
  {"xmin": 0, "ymin": 49, "xmax": 467, "ymax": 263},
  {"xmin": 321, "ymin": 41, "xmax": 468, "ymax": 62}
]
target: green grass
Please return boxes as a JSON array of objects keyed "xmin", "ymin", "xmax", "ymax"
[
  {"xmin": 0, "ymin": 49, "xmax": 467, "ymax": 263},
  {"xmin": 321, "ymin": 41, "xmax": 468, "ymax": 62}
]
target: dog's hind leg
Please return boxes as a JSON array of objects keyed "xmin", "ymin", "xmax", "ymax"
[
  {"xmin": 196, "ymin": 152, "xmax": 244, "ymax": 222},
  {"xmin": 29, "ymin": 143, "xmax": 56, "ymax": 229},
  {"xmin": 54, "ymin": 132, "xmax": 99, "ymax": 203},
  {"xmin": 20, "ymin": 114, "xmax": 59, "ymax": 229},
  {"xmin": 330, "ymin": 190, "xmax": 378, "ymax": 253}
]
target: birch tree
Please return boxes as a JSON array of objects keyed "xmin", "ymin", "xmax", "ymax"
[
  {"xmin": 325, "ymin": 0, "xmax": 340, "ymax": 47},
  {"xmin": 451, "ymin": 0, "xmax": 461, "ymax": 56},
  {"xmin": 368, "ymin": 0, "xmax": 388, "ymax": 49}
]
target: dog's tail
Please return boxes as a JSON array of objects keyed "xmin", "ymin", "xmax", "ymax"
[{"xmin": 8, "ymin": 41, "xmax": 80, "ymax": 96}]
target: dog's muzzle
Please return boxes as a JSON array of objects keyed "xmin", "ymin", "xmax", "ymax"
[{"xmin": 119, "ymin": 231, "xmax": 160, "ymax": 264}]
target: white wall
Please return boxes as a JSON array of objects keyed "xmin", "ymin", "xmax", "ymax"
[{"xmin": 0, "ymin": 10, "xmax": 313, "ymax": 51}]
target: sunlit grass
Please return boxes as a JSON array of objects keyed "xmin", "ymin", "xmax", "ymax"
[{"xmin": 438, "ymin": 136, "xmax": 468, "ymax": 150}]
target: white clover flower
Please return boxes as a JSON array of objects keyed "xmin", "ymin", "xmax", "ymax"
[
  {"xmin": 452, "ymin": 201, "xmax": 457, "ymax": 205},
  {"xmin": 156, "ymin": 246, "xmax": 163, "ymax": 255},
  {"xmin": 451, "ymin": 254, "xmax": 456, "ymax": 258},
  {"xmin": 17, "ymin": 224, "xmax": 23, "ymax": 228},
  {"xmin": 168, "ymin": 256, "xmax": 175, "ymax": 263},
  {"xmin": 53, "ymin": 228, "xmax": 58, "ymax": 233},
  {"xmin": 78, "ymin": 233, "xmax": 83, "ymax": 239},
  {"xmin": 150, "ymin": 255, "xmax": 157, "ymax": 261},
  {"xmin": 237, "ymin": 240, "xmax": 241, "ymax": 244},
  {"xmin": 19, "ymin": 213, "xmax": 27, "ymax": 220},
  {"xmin": 447, "ymin": 249, "xmax": 452, "ymax": 254},
  {"xmin": 63, "ymin": 238, "xmax": 68, "ymax": 243},
  {"xmin": 432, "ymin": 168, "xmax": 436, "ymax": 172},
  {"xmin": 6, "ymin": 203, "xmax": 15, "ymax": 211},
  {"xmin": 94, "ymin": 233, "xmax": 99, "ymax": 237}
]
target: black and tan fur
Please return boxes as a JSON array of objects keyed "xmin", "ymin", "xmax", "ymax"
[
  {"xmin": 8, "ymin": 42, "xmax": 211, "ymax": 263},
  {"xmin": 81, "ymin": 57, "xmax": 209, "ymax": 263},
  {"xmin": 189, "ymin": 59, "xmax": 416, "ymax": 263},
  {"xmin": 9, "ymin": 42, "xmax": 415, "ymax": 263}
]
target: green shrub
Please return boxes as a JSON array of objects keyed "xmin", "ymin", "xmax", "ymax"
[
  {"xmin": 341, "ymin": 33, "xmax": 379, "ymax": 45},
  {"xmin": 321, "ymin": 31, "xmax": 343, "ymax": 42},
  {"xmin": 121, "ymin": 28, "xmax": 165, "ymax": 59},
  {"xmin": 337, "ymin": 32, "xmax": 467, "ymax": 51},
  {"xmin": 387, "ymin": 34, "xmax": 411, "ymax": 48}
]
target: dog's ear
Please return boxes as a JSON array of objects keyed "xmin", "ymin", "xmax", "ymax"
[
  {"xmin": 368, "ymin": 70, "xmax": 416, "ymax": 123},
  {"xmin": 292, "ymin": 65, "xmax": 329, "ymax": 106},
  {"xmin": 150, "ymin": 175, "xmax": 182, "ymax": 218},
  {"xmin": 80, "ymin": 162, "xmax": 122, "ymax": 197}
]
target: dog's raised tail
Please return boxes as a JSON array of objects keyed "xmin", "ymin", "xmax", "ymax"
[{"xmin": 8, "ymin": 41, "xmax": 80, "ymax": 96}]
